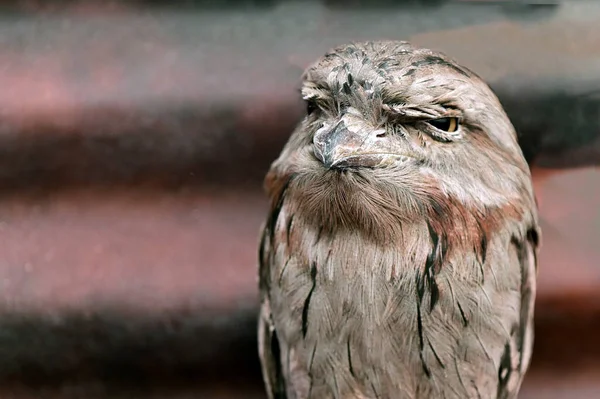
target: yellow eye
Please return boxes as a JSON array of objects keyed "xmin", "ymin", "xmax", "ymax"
[{"xmin": 426, "ymin": 117, "xmax": 459, "ymax": 133}]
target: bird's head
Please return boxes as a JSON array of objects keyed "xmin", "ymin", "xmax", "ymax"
[{"xmin": 266, "ymin": 41, "xmax": 535, "ymax": 243}]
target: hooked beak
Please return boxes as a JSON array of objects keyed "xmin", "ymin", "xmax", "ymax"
[{"xmin": 312, "ymin": 120, "xmax": 408, "ymax": 169}]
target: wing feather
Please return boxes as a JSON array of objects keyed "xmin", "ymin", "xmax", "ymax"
[
  {"xmin": 497, "ymin": 227, "xmax": 540, "ymax": 399},
  {"xmin": 258, "ymin": 297, "xmax": 287, "ymax": 399}
]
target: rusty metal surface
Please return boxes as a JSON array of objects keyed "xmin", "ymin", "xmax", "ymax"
[
  {"xmin": 0, "ymin": 168, "xmax": 597, "ymax": 311},
  {"xmin": 0, "ymin": 0, "xmax": 597, "ymax": 397},
  {"xmin": 1, "ymin": 372, "xmax": 600, "ymax": 399},
  {"xmin": 0, "ymin": 167, "xmax": 594, "ymax": 394},
  {"xmin": 0, "ymin": 1, "xmax": 596, "ymax": 193}
]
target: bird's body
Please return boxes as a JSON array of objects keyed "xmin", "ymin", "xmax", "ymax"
[{"xmin": 258, "ymin": 41, "xmax": 540, "ymax": 399}]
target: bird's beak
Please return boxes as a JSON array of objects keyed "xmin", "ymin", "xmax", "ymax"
[{"xmin": 312, "ymin": 120, "xmax": 391, "ymax": 169}]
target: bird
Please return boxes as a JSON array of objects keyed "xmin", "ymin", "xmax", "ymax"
[{"xmin": 257, "ymin": 41, "xmax": 541, "ymax": 399}]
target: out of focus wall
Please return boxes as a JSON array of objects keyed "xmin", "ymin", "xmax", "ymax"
[{"xmin": 0, "ymin": 1, "xmax": 597, "ymax": 397}]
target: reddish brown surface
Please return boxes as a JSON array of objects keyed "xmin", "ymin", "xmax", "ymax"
[
  {"xmin": 533, "ymin": 167, "xmax": 600, "ymax": 297},
  {"xmin": 0, "ymin": 188, "xmax": 266, "ymax": 312},
  {"xmin": 0, "ymin": 167, "xmax": 596, "ymax": 312},
  {"xmin": 0, "ymin": 167, "xmax": 596, "ymax": 397},
  {"xmin": 0, "ymin": 3, "xmax": 597, "ymax": 397}
]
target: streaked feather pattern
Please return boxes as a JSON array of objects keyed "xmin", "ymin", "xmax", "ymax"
[{"xmin": 258, "ymin": 41, "xmax": 540, "ymax": 399}]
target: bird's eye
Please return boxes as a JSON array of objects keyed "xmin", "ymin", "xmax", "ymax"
[
  {"xmin": 426, "ymin": 117, "xmax": 459, "ymax": 133},
  {"xmin": 306, "ymin": 99, "xmax": 318, "ymax": 116}
]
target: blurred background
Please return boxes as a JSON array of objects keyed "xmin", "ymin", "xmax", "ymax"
[{"xmin": 0, "ymin": 0, "xmax": 597, "ymax": 397}]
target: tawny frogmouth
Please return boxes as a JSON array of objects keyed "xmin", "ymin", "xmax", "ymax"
[{"xmin": 258, "ymin": 41, "xmax": 540, "ymax": 399}]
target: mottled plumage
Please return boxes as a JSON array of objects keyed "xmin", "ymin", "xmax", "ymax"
[{"xmin": 258, "ymin": 41, "xmax": 540, "ymax": 399}]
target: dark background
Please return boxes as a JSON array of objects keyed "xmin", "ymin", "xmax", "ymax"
[{"xmin": 0, "ymin": 0, "xmax": 598, "ymax": 397}]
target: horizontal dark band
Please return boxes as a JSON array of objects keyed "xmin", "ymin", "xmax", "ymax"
[
  {"xmin": 0, "ymin": 295, "xmax": 593, "ymax": 391},
  {"xmin": 0, "ymin": 4, "xmax": 595, "ymax": 194}
]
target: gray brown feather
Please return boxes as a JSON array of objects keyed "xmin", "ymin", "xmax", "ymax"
[{"xmin": 258, "ymin": 41, "xmax": 540, "ymax": 399}]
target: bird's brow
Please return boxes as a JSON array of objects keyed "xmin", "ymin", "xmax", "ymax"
[
  {"xmin": 409, "ymin": 55, "xmax": 471, "ymax": 78},
  {"xmin": 301, "ymin": 83, "xmax": 331, "ymax": 101}
]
